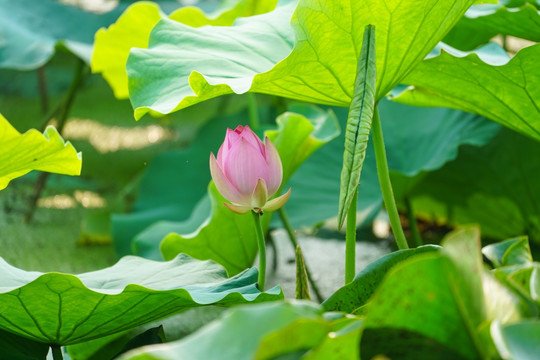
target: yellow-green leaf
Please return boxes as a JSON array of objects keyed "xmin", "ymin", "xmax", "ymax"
[{"xmin": 0, "ymin": 114, "xmax": 82, "ymax": 190}]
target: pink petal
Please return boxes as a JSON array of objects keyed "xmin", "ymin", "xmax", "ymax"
[
  {"xmin": 219, "ymin": 129, "xmax": 240, "ymax": 165},
  {"xmin": 239, "ymin": 125, "xmax": 265, "ymax": 154},
  {"xmin": 263, "ymin": 188, "xmax": 291, "ymax": 212},
  {"xmin": 209, "ymin": 153, "xmax": 247, "ymax": 205},
  {"xmin": 224, "ymin": 138, "xmax": 269, "ymax": 195},
  {"xmin": 263, "ymin": 137, "xmax": 283, "ymax": 197}
]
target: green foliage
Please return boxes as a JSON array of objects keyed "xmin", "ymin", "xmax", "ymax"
[
  {"xmin": 288, "ymin": 99, "xmax": 499, "ymax": 228},
  {"xmin": 445, "ymin": 2, "xmax": 540, "ymax": 51},
  {"xmin": 295, "ymin": 246, "xmax": 310, "ymax": 300},
  {"xmin": 126, "ymin": 0, "xmax": 476, "ymax": 118},
  {"xmin": 403, "ymin": 128, "xmax": 540, "ymax": 243},
  {"xmin": 337, "ymin": 25, "xmax": 376, "ymax": 229},
  {"xmin": 0, "ymin": 114, "xmax": 81, "ymax": 190},
  {"xmin": 0, "ymin": 328, "xmax": 50, "ymax": 360},
  {"xmin": 67, "ymin": 326, "xmax": 165, "ymax": 360},
  {"xmin": 116, "ymin": 301, "xmax": 361, "ymax": 360},
  {"xmin": 492, "ymin": 320, "xmax": 540, "ymax": 360},
  {"xmin": 92, "ymin": 0, "xmax": 278, "ymax": 99},
  {"xmin": 0, "ymin": 255, "xmax": 281, "ymax": 345},
  {"xmin": 483, "ymin": 237, "xmax": 533, "ymax": 267},
  {"xmin": 323, "ymin": 245, "xmax": 440, "ymax": 313},
  {"xmin": 159, "ymin": 108, "xmax": 339, "ymax": 275},
  {"xmin": 394, "ymin": 42, "xmax": 540, "ymax": 142},
  {"xmin": 0, "ymin": 0, "xmax": 124, "ymax": 69},
  {"xmin": 361, "ymin": 227, "xmax": 526, "ymax": 359}
]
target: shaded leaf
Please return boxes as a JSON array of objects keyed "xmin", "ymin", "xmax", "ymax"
[
  {"xmin": 337, "ymin": 25, "xmax": 376, "ymax": 229},
  {"xmin": 287, "ymin": 99, "xmax": 499, "ymax": 229},
  {"xmin": 491, "ymin": 320, "xmax": 540, "ymax": 360},
  {"xmin": 406, "ymin": 128, "xmax": 540, "ymax": 244},
  {"xmin": 323, "ymin": 245, "xmax": 440, "ymax": 313},
  {"xmin": 67, "ymin": 325, "xmax": 165, "ymax": 360},
  {"xmin": 0, "ymin": 255, "xmax": 281, "ymax": 345},
  {"xmin": 0, "ymin": 114, "xmax": 81, "ymax": 190},
  {"xmin": 160, "ymin": 182, "xmax": 267, "ymax": 276},
  {"xmin": 483, "ymin": 237, "xmax": 533, "ymax": 268},
  {"xmin": 361, "ymin": 227, "xmax": 524, "ymax": 359},
  {"xmin": 445, "ymin": 3, "xmax": 540, "ymax": 51},
  {"xmin": 0, "ymin": 328, "xmax": 49, "ymax": 360},
  {"xmin": 0, "ymin": 0, "xmax": 124, "ymax": 69},
  {"xmin": 117, "ymin": 301, "xmax": 354, "ymax": 360},
  {"xmin": 127, "ymin": 0, "xmax": 476, "ymax": 118},
  {"xmin": 394, "ymin": 42, "xmax": 540, "ymax": 142}
]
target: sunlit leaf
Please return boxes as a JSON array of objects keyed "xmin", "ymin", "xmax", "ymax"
[
  {"xmin": 0, "ymin": 255, "xmax": 281, "ymax": 345},
  {"xmin": 393, "ymin": 42, "xmax": 540, "ymax": 142},
  {"xmin": 337, "ymin": 25, "xmax": 376, "ymax": 229},
  {"xmin": 92, "ymin": 0, "xmax": 278, "ymax": 98},
  {"xmin": 0, "ymin": 114, "xmax": 81, "ymax": 190},
  {"xmin": 127, "ymin": 0, "xmax": 476, "ymax": 119}
]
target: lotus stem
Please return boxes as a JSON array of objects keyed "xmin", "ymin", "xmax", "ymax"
[
  {"xmin": 345, "ymin": 189, "xmax": 358, "ymax": 283},
  {"xmin": 372, "ymin": 107, "xmax": 409, "ymax": 250},
  {"xmin": 252, "ymin": 211, "xmax": 266, "ymax": 291},
  {"xmin": 51, "ymin": 345, "xmax": 63, "ymax": 360}
]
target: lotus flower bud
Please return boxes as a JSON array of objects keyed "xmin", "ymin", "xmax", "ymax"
[{"xmin": 210, "ymin": 125, "xmax": 291, "ymax": 214}]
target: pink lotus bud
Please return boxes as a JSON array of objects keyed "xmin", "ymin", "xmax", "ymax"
[{"xmin": 210, "ymin": 125, "xmax": 291, "ymax": 214}]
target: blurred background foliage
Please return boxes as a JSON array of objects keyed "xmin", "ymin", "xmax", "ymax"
[{"xmin": 1, "ymin": 0, "xmax": 539, "ymax": 275}]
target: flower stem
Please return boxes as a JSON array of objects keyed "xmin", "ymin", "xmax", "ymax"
[
  {"xmin": 252, "ymin": 211, "xmax": 266, "ymax": 291},
  {"xmin": 405, "ymin": 196, "xmax": 422, "ymax": 247},
  {"xmin": 345, "ymin": 189, "xmax": 358, "ymax": 284},
  {"xmin": 372, "ymin": 107, "xmax": 409, "ymax": 250},
  {"xmin": 247, "ymin": 93, "xmax": 260, "ymax": 130},
  {"xmin": 278, "ymin": 207, "xmax": 324, "ymax": 302},
  {"xmin": 51, "ymin": 345, "xmax": 63, "ymax": 360}
]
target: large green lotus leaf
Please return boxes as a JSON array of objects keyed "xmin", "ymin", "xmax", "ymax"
[
  {"xmin": 92, "ymin": 0, "xmax": 278, "ymax": 99},
  {"xmin": 0, "ymin": 114, "xmax": 81, "ymax": 190},
  {"xmin": 127, "ymin": 0, "xmax": 476, "ymax": 119},
  {"xmin": 323, "ymin": 245, "xmax": 440, "ymax": 313},
  {"xmin": 394, "ymin": 42, "xmax": 540, "ymax": 142},
  {"xmin": 0, "ymin": 329, "xmax": 49, "ymax": 360},
  {"xmin": 118, "ymin": 301, "xmax": 359, "ymax": 360},
  {"xmin": 0, "ymin": 255, "xmax": 282, "ymax": 345},
  {"xmin": 285, "ymin": 99, "xmax": 499, "ymax": 228},
  {"xmin": 483, "ymin": 237, "xmax": 533, "ymax": 268},
  {"xmin": 159, "ymin": 108, "xmax": 339, "ymax": 275},
  {"xmin": 361, "ymin": 227, "xmax": 523, "ymax": 359},
  {"xmin": 491, "ymin": 320, "xmax": 540, "ymax": 360},
  {"xmin": 444, "ymin": 3, "xmax": 540, "ymax": 51},
  {"xmin": 407, "ymin": 128, "xmax": 540, "ymax": 244},
  {"xmin": 0, "ymin": 0, "xmax": 126, "ymax": 69},
  {"xmin": 160, "ymin": 182, "xmax": 269, "ymax": 276}
]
